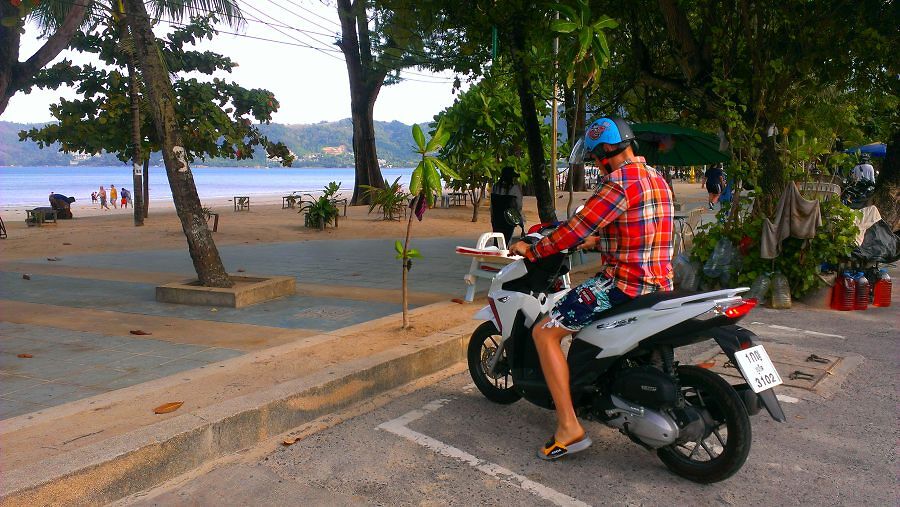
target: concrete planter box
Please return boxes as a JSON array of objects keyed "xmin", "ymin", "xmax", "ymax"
[{"xmin": 156, "ymin": 275, "xmax": 295, "ymax": 308}]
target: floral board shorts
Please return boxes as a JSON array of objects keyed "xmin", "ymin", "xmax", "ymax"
[{"xmin": 548, "ymin": 276, "xmax": 633, "ymax": 332}]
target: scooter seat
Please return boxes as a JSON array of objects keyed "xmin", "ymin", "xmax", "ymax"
[{"xmin": 598, "ymin": 290, "xmax": 698, "ymax": 319}]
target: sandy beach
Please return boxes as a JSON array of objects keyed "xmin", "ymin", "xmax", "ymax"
[{"xmin": 0, "ymin": 182, "xmax": 710, "ymax": 262}]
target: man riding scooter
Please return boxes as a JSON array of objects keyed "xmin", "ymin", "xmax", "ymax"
[{"xmin": 509, "ymin": 117, "xmax": 674, "ymax": 460}]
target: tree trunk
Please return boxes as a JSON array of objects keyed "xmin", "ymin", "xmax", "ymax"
[
  {"xmin": 120, "ymin": 14, "xmax": 145, "ymax": 227},
  {"xmin": 142, "ymin": 159, "xmax": 150, "ymax": 218},
  {"xmin": 756, "ymin": 127, "xmax": 788, "ymax": 217},
  {"xmin": 872, "ymin": 129, "xmax": 900, "ymax": 231},
  {"xmin": 127, "ymin": 60, "xmax": 144, "ymax": 226},
  {"xmin": 336, "ymin": 0, "xmax": 386, "ymax": 205},
  {"xmin": 0, "ymin": 1, "xmax": 92, "ymax": 115},
  {"xmin": 469, "ymin": 184, "xmax": 485, "ymax": 222},
  {"xmin": 401, "ymin": 198, "xmax": 416, "ymax": 328},
  {"xmin": 510, "ymin": 23, "xmax": 555, "ymax": 223},
  {"xmin": 564, "ymin": 87, "xmax": 587, "ymax": 193},
  {"xmin": 123, "ymin": 0, "xmax": 231, "ymax": 288}
]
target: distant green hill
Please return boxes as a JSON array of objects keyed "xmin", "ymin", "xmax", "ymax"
[{"xmin": 0, "ymin": 119, "xmax": 425, "ymax": 167}]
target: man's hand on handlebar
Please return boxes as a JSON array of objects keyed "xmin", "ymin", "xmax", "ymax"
[
  {"xmin": 577, "ymin": 235, "xmax": 599, "ymax": 251},
  {"xmin": 509, "ymin": 241, "xmax": 530, "ymax": 257}
]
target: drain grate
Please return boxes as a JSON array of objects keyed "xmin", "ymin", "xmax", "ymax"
[
  {"xmin": 293, "ymin": 305, "xmax": 356, "ymax": 321},
  {"xmin": 694, "ymin": 343, "xmax": 843, "ymax": 391}
]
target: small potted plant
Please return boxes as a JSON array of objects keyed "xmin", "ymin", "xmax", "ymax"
[{"xmin": 300, "ymin": 182, "xmax": 342, "ymax": 230}]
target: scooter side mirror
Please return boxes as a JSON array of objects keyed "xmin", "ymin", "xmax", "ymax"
[{"xmin": 504, "ymin": 208, "xmax": 526, "ymax": 238}]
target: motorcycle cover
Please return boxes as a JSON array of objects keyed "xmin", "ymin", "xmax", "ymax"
[{"xmin": 852, "ymin": 220, "xmax": 900, "ymax": 263}]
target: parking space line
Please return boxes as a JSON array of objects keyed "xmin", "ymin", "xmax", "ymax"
[
  {"xmin": 377, "ymin": 398, "xmax": 591, "ymax": 507},
  {"xmin": 750, "ymin": 322, "xmax": 845, "ymax": 339}
]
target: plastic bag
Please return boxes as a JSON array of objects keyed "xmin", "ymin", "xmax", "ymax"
[
  {"xmin": 747, "ymin": 273, "xmax": 772, "ymax": 305},
  {"xmin": 703, "ymin": 238, "xmax": 735, "ymax": 278},
  {"xmin": 769, "ymin": 272, "xmax": 792, "ymax": 309},
  {"xmin": 672, "ymin": 253, "xmax": 692, "ymax": 289},
  {"xmin": 852, "ymin": 220, "xmax": 900, "ymax": 263}
]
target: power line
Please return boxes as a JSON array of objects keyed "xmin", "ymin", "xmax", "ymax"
[
  {"xmin": 263, "ymin": 0, "xmax": 341, "ymax": 35},
  {"xmin": 238, "ymin": 2, "xmax": 342, "ymax": 59},
  {"xmin": 277, "ymin": 0, "xmax": 342, "ymax": 28}
]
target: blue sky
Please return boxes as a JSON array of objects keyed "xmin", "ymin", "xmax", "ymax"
[{"xmin": 4, "ymin": 1, "xmax": 464, "ymax": 126}]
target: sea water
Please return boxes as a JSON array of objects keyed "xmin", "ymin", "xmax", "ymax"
[{"xmin": 0, "ymin": 166, "xmax": 413, "ymax": 207}]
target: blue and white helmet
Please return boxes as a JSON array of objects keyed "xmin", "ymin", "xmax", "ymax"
[{"xmin": 569, "ymin": 117, "xmax": 636, "ymax": 164}]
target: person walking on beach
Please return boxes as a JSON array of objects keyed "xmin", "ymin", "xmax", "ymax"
[
  {"xmin": 98, "ymin": 186, "xmax": 109, "ymax": 210},
  {"xmin": 701, "ymin": 163, "xmax": 726, "ymax": 210},
  {"xmin": 109, "ymin": 185, "xmax": 118, "ymax": 209},
  {"xmin": 120, "ymin": 187, "xmax": 131, "ymax": 208},
  {"xmin": 91, "ymin": 192, "xmax": 98, "ymax": 204}
]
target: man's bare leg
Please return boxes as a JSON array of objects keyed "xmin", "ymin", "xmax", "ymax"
[{"xmin": 532, "ymin": 315, "xmax": 584, "ymax": 443}]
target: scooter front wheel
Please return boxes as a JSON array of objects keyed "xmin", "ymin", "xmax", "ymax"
[{"xmin": 467, "ymin": 322, "xmax": 521, "ymax": 404}]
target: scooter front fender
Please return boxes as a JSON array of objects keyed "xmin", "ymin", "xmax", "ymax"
[{"xmin": 474, "ymin": 305, "xmax": 498, "ymax": 330}]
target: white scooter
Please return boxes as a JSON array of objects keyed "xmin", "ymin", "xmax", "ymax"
[{"xmin": 468, "ymin": 218, "xmax": 785, "ymax": 483}]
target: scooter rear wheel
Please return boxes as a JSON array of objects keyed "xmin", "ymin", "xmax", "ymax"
[
  {"xmin": 657, "ymin": 365, "xmax": 752, "ymax": 483},
  {"xmin": 467, "ymin": 322, "xmax": 521, "ymax": 404}
]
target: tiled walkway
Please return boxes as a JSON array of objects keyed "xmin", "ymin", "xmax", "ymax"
[
  {"xmin": 0, "ymin": 236, "xmax": 494, "ymax": 419},
  {"xmin": 0, "ymin": 322, "xmax": 242, "ymax": 419}
]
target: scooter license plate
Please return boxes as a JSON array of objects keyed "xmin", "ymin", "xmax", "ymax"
[{"xmin": 734, "ymin": 345, "xmax": 783, "ymax": 394}]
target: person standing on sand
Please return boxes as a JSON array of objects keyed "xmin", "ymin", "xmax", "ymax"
[
  {"xmin": 701, "ymin": 163, "xmax": 726, "ymax": 210},
  {"xmin": 99, "ymin": 186, "xmax": 109, "ymax": 210},
  {"xmin": 91, "ymin": 192, "xmax": 98, "ymax": 204},
  {"xmin": 120, "ymin": 187, "xmax": 131, "ymax": 208},
  {"xmin": 109, "ymin": 185, "xmax": 118, "ymax": 209}
]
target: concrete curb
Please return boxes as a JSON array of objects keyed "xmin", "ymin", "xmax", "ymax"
[{"xmin": 0, "ymin": 321, "xmax": 473, "ymax": 506}]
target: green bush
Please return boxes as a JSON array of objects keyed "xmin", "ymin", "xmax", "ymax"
[
  {"xmin": 690, "ymin": 196, "xmax": 859, "ymax": 298},
  {"xmin": 360, "ymin": 176, "xmax": 410, "ymax": 221},
  {"xmin": 300, "ymin": 181, "xmax": 342, "ymax": 230}
]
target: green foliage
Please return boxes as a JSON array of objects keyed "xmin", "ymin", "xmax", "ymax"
[
  {"xmin": 20, "ymin": 15, "xmax": 294, "ymax": 167},
  {"xmin": 394, "ymin": 240, "xmax": 421, "ymax": 260},
  {"xmin": 434, "ymin": 70, "xmax": 540, "ymax": 194},
  {"xmin": 550, "ymin": 0, "xmax": 617, "ymax": 90},
  {"xmin": 409, "ymin": 121, "xmax": 456, "ymax": 207},
  {"xmin": 300, "ymin": 181, "xmax": 342, "ymax": 230},
  {"xmin": 690, "ymin": 198, "xmax": 859, "ymax": 298},
  {"xmin": 360, "ymin": 176, "xmax": 410, "ymax": 221}
]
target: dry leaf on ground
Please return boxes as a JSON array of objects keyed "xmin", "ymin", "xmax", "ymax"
[
  {"xmin": 282, "ymin": 437, "xmax": 300, "ymax": 446},
  {"xmin": 153, "ymin": 401, "xmax": 184, "ymax": 414},
  {"xmin": 17, "ymin": 354, "xmax": 33, "ymax": 358},
  {"xmin": 130, "ymin": 330, "xmax": 152, "ymax": 335},
  {"xmin": 22, "ymin": 274, "xmax": 31, "ymax": 280},
  {"xmin": 451, "ymin": 298, "xmax": 465, "ymax": 304}
]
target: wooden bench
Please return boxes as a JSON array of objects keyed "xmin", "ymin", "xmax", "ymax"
[
  {"xmin": 26, "ymin": 209, "xmax": 57, "ymax": 227},
  {"xmin": 204, "ymin": 210, "xmax": 220, "ymax": 232},
  {"xmin": 233, "ymin": 196, "xmax": 250, "ymax": 212},
  {"xmin": 282, "ymin": 193, "xmax": 302, "ymax": 209}
]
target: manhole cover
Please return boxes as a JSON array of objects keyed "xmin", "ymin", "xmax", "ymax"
[
  {"xmin": 693, "ymin": 343, "xmax": 845, "ymax": 392},
  {"xmin": 294, "ymin": 306, "xmax": 356, "ymax": 321}
]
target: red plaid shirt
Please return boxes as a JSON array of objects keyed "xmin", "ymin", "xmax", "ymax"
[{"xmin": 525, "ymin": 157, "xmax": 674, "ymax": 297}]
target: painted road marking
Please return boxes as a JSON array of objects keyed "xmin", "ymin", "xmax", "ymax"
[
  {"xmin": 377, "ymin": 398, "xmax": 591, "ymax": 507},
  {"xmin": 750, "ymin": 322, "xmax": 845, "ymax": 340}
]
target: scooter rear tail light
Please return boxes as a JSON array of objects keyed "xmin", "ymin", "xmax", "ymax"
[
  {"xmin": 725, "ymin": 298, "xmax": 757, "ymax": 319},
  {"xmin": 488, "ymin": 297, "xmax": 502, "ymax": 333}
]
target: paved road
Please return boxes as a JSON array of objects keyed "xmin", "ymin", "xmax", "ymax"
[{"xmin": 127, "ymin": 304, "xmax": 898, "ymax": 506}]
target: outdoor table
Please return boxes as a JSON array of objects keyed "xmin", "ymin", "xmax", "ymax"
[
  {"xmin": 449, "ymin": 192, "xmax": 468, "ymax": 207},
  {"xmin": 26, "ymin": 209, "xmax": 57, "ymax": 226},
  {"xmin": 205, "ymin": 211, "xmax": 219, "ymax": 232},
  {"xmin": 234, "ymin": 196, "xmax": 250, "ymax": 212}
]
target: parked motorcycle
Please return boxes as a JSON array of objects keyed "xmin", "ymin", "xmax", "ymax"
[
  {"xmin": 840, "ymin": 178, "xmax": 876, "ymax": 209},
  {"xmin": 468, "ymin": 218, "xmax": 785, "ymax": 483}
]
